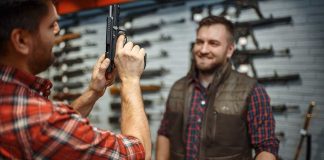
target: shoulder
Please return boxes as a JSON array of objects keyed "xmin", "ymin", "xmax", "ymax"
[{"xmin": 230, "ymin": 70, "xmax": 256, "ymax": 83}]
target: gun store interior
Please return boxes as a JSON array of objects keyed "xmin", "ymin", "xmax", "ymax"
[{"xmin": 2, "ymin": 0, "xmax": 323, "ymax": 159}]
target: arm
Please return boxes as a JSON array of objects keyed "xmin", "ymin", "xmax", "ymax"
[
  {"xmin": 156, "ymin": 98, "xmax": 172, "ymax": 160},
  {"xmin": 115, "ymin": 35, "xmax": 151, "ymax": 160},
  {"xmin": 156, "ymin": 135, "xmax": 170, "ymax": 160},
  {"xmin": 71, "ymin": 54, "xmax": 116, "ymax": 117},
  {"xmin": 247, "ymin": 85, "xmax": 279, "ymax": 159}
]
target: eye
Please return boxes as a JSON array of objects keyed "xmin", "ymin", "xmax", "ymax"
[
  {"xmin": 195, "ymin": 40, "xmax": 203, "ymax": 45},
  {"xmin": 210, "ymin": 41, "xmax": 220, "ymax": 47}
]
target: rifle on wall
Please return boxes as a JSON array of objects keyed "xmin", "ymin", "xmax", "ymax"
[
  {"xmin": 148, "ymin": 50, "xmax": 169, "ymax": 60},
  {"xmin": 271, "ymin": 104, "xmax": 299, "ymax": 114},
  {"xmin": 232, "ymin": 47, "xmax": 290, "ymax": 65},
  {"xmin": 53, "ymin": 67, "xmax": 92, "ymax": 82},
  {"xmin": 54, "ymin": 82, "xmax": 84, "ymax": 92},
  {"xmin": 133, "ymin": 34, "xmax": 173, "ymax": 48},
  {"xmin": 54, "ymin": 44, "xmax": 81, "ymax": 57},
  {"xmin": 54, "ymin": 29, "xmax": 97, "ymax": 45},
  {"xmin": 208, "ymin": 0, "xmax": 265, "ymax": 19},
  {"xmin": 126, "ymin": 18, "xmax": 185, "ymax": 36},
  {"xmin": 53, "ymin": 54, "xmax": 99, "ymax": 67},
  {"xmin": 234, "ymin": 16, "xmax": 292, "ymax": 48},
  {"xmin": 294, "ymin": 101, "xmax": 316, "ymax": 160},
  {"xmin": 257, "ymin": 72, "xmax": 300, "ymax": 85}
]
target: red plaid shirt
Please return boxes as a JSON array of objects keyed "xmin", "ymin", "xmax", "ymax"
[
  {"xmin": 158, "ymin": 77, "xmax": 279, "ymax": 159},
  {"xmin": 0, "ymin": 65, "xmax": 145, "ymax": 160}
]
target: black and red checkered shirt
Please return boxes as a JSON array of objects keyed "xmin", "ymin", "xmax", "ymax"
[
  {"xmin": 158, "ymin": 78, "xmax": 279, "ymax": 159},
  {"xmin": 0, "ymin": 64, "xmax": 145, "ymax": 160}
]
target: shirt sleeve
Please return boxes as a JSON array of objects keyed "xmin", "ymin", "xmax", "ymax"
[
  {"xmin": 246, "ymin": 85, "xmax": 279, "ymax": 157},
  {"xmin": 33, "ymin": 101, "xmax": 145, "ymax": 160},
  {"xmin": 157, "ymin": 98, "xmax": 171, "ymax": 138}
]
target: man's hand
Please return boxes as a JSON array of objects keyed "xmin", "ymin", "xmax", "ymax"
[
  {"xmin": 71, "ymin": 54, "xmax": 116, "ymax": 117},
  {"xmin": 89, "ymin": 54, "xmax": 116, "ymax": 97},
  {"xmin": 114, "ymin": 35, "xmax": 145, "ymax": 82}
]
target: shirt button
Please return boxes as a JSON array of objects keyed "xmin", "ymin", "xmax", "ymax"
[
  {"xmin": 197, "ymin": 118, "xmax": 201, "ymax": 123},
  {"xmin": 201, "ymin": 100, "xmax": 206, "ymax": 106}
]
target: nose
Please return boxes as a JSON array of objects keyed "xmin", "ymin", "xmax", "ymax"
[
  {"xmin": 53, "ymin": 22, "xmax": 60, "ymax": 35},
  {"xmin": 200, "ymin": 43, "xmax": 209, "ymax": 54}
]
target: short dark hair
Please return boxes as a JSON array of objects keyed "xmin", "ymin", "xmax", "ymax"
[
  {"xmin": 0, "ymin": 0, "xmax": 51, "ymax": 53},
  {"xmin": 197, "ymin": 16, "xmax": 235, "ymax": 44}
]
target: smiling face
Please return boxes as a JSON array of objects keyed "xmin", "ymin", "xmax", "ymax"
[
  {"xmin": 27, "ymin": 1, "xmax": 60, "ymax": 74},
  {"xmin": 193, "ymin": 24, "xmax": 234, "ymax": 74}
]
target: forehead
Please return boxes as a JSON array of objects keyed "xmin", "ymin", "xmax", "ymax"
[
  {"xmin": 41, "ymin": 2, "xmax": 58, "ymax": 22},
  {"xmin": 196, "ymin": 24, "xmax": 229, "ymax": 41}
]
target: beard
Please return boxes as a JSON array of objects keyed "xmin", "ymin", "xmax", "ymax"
[
  {"xmin": 195, "ymin": 57, "xmax": 227, "ymax": 75},
  {"xmin": 196, "ymin": 62, "xmax": 223, "ymax": 75},
  {"xmin": 28, "ymin": 43, "xmax": 55, "ymax": 75}
]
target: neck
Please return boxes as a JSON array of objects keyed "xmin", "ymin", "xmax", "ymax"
[
  {"xmin": 199, "ymin": 71, "xmax": 215, "ymax": 88},
  {"xmin": 0, "ymin": 53, "xmax": 31, "ymax": 74},
  {"xmin": 197, "ymin": 62, "xmax": 229, "ymax": 88}
]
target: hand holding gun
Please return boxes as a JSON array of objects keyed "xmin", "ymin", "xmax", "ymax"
[{"xmin": 106, "ymin": 4, "xmax": 146, "ymax": 73}]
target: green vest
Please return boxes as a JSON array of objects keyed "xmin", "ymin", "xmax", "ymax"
[{"xmin": 166, "ymin": 62, "xmax": 257, "ymax": 160}]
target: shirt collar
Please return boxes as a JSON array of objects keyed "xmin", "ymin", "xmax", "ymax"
[{"xmin": 0, "ymin": 64, "xmax": 52, "ymax": 97}]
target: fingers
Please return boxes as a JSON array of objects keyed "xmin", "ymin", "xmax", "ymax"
[
  {"xmin": 116, "ymin": 34, "xmax": 125, "ymax": 51},
  {"xmin": 131, "ymin": 45, "xmax": 140, "ymax": 55},
  {"xmin": 139, "ymin": 48, "xmax": 145, "ymax": 57},
  {"xmin": 95, "ymin": 54, "xmax": 107, "ymax": 70},
  {"xmin": 99, "ymin": 58, "xmax": 110, "ymax": 72},
  {"xmin": 123, "ymin": 41, "xmax": 134, "ymax": 53}
]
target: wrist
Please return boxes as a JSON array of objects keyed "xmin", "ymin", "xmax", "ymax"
[
  {"xmin": 87, "ymin": 86, "xmax": 104, "ymax": 98},
  {"xmin": 120, "ymin": 77, "xmax": 140, "ymax": 85},
  {"xmin": 120, "ymin": 78, "xmax": 140, "ymax": 90}
]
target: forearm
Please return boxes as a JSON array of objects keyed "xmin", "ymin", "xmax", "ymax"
[
  {"xmin": 255, "ymin": 151, "xmax": 276, "ymax": 160},
  {"xmin": 71, "ymin": 88, "xmax": 101, "ymax": 117},
  {"xmin": 156, "ymin": 135, "xmax": 170, "ymax": 160},
  {"xmin": 120, "ymin": 79, "xmax": 151, "ymax": 160}
]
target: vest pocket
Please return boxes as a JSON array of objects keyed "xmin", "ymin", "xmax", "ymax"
[{"xmin": 205, "ymin": 112, "xmax": 247, "ymax": 147}]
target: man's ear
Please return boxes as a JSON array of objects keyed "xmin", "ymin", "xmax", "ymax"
[
  {"xmin": 10, "ymin": 28, "xmax": 32, "ymax": 55},
  {"xmin": 226, "ymin": 43, "xmax": 235, "ymax": 58}
]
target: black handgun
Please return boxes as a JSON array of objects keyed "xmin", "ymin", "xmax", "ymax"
[
  {"xmin": 106, "ymin": 4, "xmax": 146, "ymax": 73},
  {"xmin": 106, "ymin": 5, "xmax": 119, "ymax": 73}
]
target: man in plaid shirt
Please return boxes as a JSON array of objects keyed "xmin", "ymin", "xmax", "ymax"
[
  {"xmin": 156, "ymin": 16, "xmax": 279, "ymax": 160},
  {"xmin": 0, "ymin": 0, "xmax": 151, "ymax": 159}
]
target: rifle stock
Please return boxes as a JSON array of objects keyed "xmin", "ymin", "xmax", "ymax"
[
  {"xmin": 294, "ymin": 101, "xmax": 316, "ymax": 160},
  {"xmin": 54, "ymin": 32, "xmax": 81, "ymax": 45}
]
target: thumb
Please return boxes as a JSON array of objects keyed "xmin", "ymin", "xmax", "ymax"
[{"xmin": 116, "ymin": 34, "xmax": 125, "ymax": 52}]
